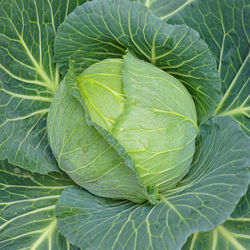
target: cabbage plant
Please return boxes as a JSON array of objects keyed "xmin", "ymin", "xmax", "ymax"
[{"xmin": 0, "ymin": 0, "xmax": 249, "ymax": 249}]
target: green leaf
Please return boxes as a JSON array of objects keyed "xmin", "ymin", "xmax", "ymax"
[
  {"xmin": 182, "ymin": 213, "xmax": 250, "ymax": 250},
  {"xmin": 55, "ymin": 116, "xmax": 249, "ymax": 249},
  {"xmin": 182, "ymin": 184, "xmax": 250, "ymax": 250},
  {"xmin": 137, "ymin": 0, "xmax": 196, "ymax": 19},
  {"xmin": 0, "ymin": 160, "xmax": 74, "ymax": 250},
  {"xmin": 148, "ymin": 0, "xmax": 249, "ymax": 134},
  {"xmin": 232, "ymin": 114, "xmax": 250, "ymax": 137},
  {"xmin": 54, "ymin": 0, "xmax": 221, "ymax": 124},
  {"xmin": 231, "ymin": 185, "xmax": 250, "ymax": 219},
  {"xmin": 77, "ymin": 58, "xmax": 125, "ymax": 132},
  {"xmin": 0, "ymin": 0, "xmax": 87, "ymax": 173},
  {"xmin": 47, "ymin": 77, "xmax": 150, "ymax": 203}
]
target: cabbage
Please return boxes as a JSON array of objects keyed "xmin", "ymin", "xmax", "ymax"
[
  {"xmin": 48, "ymin": 52, "xmax": 198, "ymax": 204},
  {"xmin": 0, "ymin": 0, "xmax": 249, "ymax": 249}
]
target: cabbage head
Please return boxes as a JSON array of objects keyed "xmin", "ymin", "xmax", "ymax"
[{"xmin": 48, "ymin": 52, "xmax": 197, "ymax": 204}]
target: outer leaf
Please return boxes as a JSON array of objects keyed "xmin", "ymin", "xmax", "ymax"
[
  {"xmin": 137, "ymin": 0, "xmax": 196, "ymax": 19},
  {"xmin": 55, "ymin": 116, "xmax": 249, "ymax": 249},
  {"xmin": 232, "ymin": 114, "xmax": 250, "ymax": 137},
  {"xmin": 182, "ymin": 185, "xmax": 250, "ymax": 250},
  {"xmin": 231, "ymin": 185, "xmax": 250, "ymax": 219},
  {"xmin": 0, "ymin": 0, "xmax": 87, "ymax": 173},
  {"xmin": 54, "ymin": 0, "xmax": 221, "ymax": 124},
  {"xmin": 182, "ymin": 213, "xmax": 250, "ymax": 250},
  {"xmin": 147, "ymin": 0, "xmax": 250, "ymax": 134},
  {"xmin": 0, "ymin": 160, "xmax": 74, "ymax": 250}
]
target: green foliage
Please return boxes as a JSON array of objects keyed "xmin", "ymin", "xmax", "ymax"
[
  {"xmin": 54, "ymin": 0, "xmax": 221, "ymax": 124},
  {"xmin": 0, "ymin": 0, "xmax": 249, "ymax": 249},
  {"xmin": 154, "ymin": 0, "xmax": 250, "ymax": 136},
  {"xmin": 0, "ymin": 0, "xmax": 88, "ymax": 173},
  {"xmin": 182, "ymin": 213, "xmax": 250, "ymax": 250},
  {"xmin": 0, "ymin": 160, "xmax": 74, "ymax": 249},
  {"xmin": 55, "ymin": 116, "xmax": 249, "ymax": 249}
]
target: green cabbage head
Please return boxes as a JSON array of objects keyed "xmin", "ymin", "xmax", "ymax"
[{"xmin": 48, "ymin": 52, "xmax": 198, "ymax": 204}]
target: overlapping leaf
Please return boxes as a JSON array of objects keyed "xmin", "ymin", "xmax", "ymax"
[
  {"xmin": 54, "ymin": 0, "xmax": 221, "ymax": 124},
  {"xmin": 231, "ymin": 185, "xmax": 250, "ymax": 219},
  {"xmin": 182, "ymin": 214, "xmax": 250, "ymax": 249},
  {"xmin": 182, "ymin": 175, "xmax": 250, "ymax": 249},
  {"xmin": 0, "ymin": 160, "xmax": 75, "ymax": 249},
  {"xmin": 137, "ymin": 0, "xmax": 195, "ymax": 20},
  {"xmin": 0, "ymin": 0, "xmax": 87, "ymax": 173},
  {"xmin": 55, "ymin": 116, "xmax": 249, "ymax": 249},
  {"xmin": 147, "ymin": 0, "xmax": 249, "ymax": 134}
]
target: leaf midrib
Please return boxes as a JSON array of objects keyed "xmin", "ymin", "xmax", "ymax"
[
  {"xmin": 217, "ymin": 225, "xmax": 246, "ymax": 250},
  {"xmin": 1, "ymin": 6, "xmax": 58, "ymax": 92},
  {"xmin": 30, "ymin": 219, "xmax": 57, "ymax": 250}
]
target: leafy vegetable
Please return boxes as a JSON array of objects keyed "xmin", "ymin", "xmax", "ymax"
[
  {"xmin": 48, "ymin": 52, "xmax": 198, "ymax": 204},
  {"xmin": 0, "ymin": 0, "xmax": 249, "ymax": 249}
]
